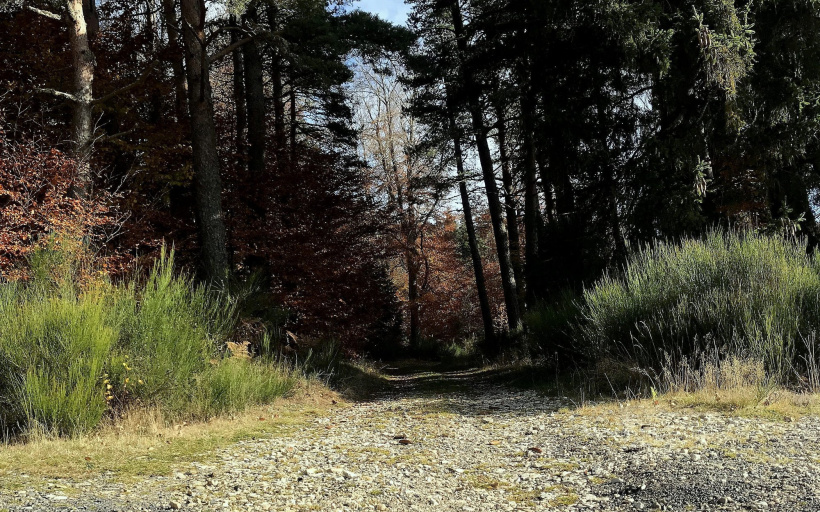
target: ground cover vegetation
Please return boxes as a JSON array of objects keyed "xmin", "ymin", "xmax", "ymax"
[
  {"xmin": 0, "ymin": 239, "xmax": 297, "ymax": 439},
  {"xmin": 2, "ymin": 0, "xmax": 820, "ymax": 443}
]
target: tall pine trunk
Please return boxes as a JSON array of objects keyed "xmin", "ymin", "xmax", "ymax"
[
  {"xmin": 450, "ymin": 2, "xmax": 521, "ymax": 336},
  {"xmin": 494, "ymin": 93, "xmax": 525, "ymax": 310},
  {"xmin": 230, "ymin": 14, "xmax": 247, "ymax": 161},
  {"xmin": 265, "ymin": 3, "xmax": 286, "ymax": 158},
  {"xmin": 449, "ymin": 107, "xmax": 495, "ymax": 345},
  {"xmin": 161, "ymin": 0, "xmax": 188, "ymax": 121},
  {"xmin": 181, "ymin": 0, "xmax": 229, "ymax": 282},
  {"xmin": 242, "ymin": 4, "xmax": 266, "ymax": 174},
  {"xmin": 519, "ymin": 61, "xmax": 541, "ymax": 306}
]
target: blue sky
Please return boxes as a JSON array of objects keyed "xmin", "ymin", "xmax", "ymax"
[{"xmin": 354, "ymin": 0, "xmax": 410, "ymax": 25}]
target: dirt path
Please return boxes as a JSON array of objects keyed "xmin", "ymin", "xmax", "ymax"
[{"xmin": 3, "ymin": 362, "xmax": 820, "ymax": 511}]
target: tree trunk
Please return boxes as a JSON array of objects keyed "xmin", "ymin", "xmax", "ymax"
[
  {"xmin": 181, "ymin": 0, "xmax": 230, "ymax": 282},
  {"xmin": 265, "ymin": 3, "xmax": 286, "ymax": 158},
  {"xmin": 289, "ymin": 80, "xmax": 297, "ymax": 162},
  {"xmin": 406, "ymin": 223, "xmax": 421, "ymax": 347},
  {"xmin": 67, "ymin": 0, "xmax": 95, "ymax": 197},
  {"xmin": 230, "ymin": 14, "xmax": 247, "ymax": 162},
  {"xmin": 449, "ymin": 108, "xmax": 495, "ymax": 346},
  {"xmin": 519, "ymin": 62, "xmax": 541, "ymax": 307},
  {"xmin": 494, "ymin": 94, "xmax": 525, "ymax": 310},
  {"xmin": 161, "ymin": 0, "xmax": 188, "ymax": 122},
  {"xmin": 450, "ymin": 2, "xmax": 522, "ymax": 335},
  {"xmin": 242, "ymin": 4, "xmax": 266, "ymax": 174}
]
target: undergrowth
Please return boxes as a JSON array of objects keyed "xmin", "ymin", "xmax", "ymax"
[
  {"xmin": 528, "ymin": 230, "xmax": 820, "ymax": 396},
  {"xmin": 0, "ymin": 237, "xmax": 297, "ymax": 440}
]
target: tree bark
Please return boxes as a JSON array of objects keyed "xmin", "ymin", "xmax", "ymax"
[
  {"xmin": 450, "ymin": 2, "xmax": 522, "ymax": 335},
  {"xmin": 406, "ymin": 214, "xmax": 421, "ymax": 347},
  {"xmin": 494, "ymin": 92, "xmax": 525, "ymax": 310},
  {"xmin": 67, "ymin": 0, "xmax": 95, "ymax": 197},
  {"xmin": 449, "ymin": 107, "xmax": 495, "ymax": 346},
  {"xmin": 230, "ymin": 14, "xmax": 247, "ymax": 162},
  {"xmin": 242, "ymin": 4, "xmax": 266, "ymax": 174},
  {"xmin": 518, "ymin": 62, "xmax": 541, "ymax": 307},
  {"xmin": 181, "ymin": 0, "xmax": 230, "ymax": 282},
  {"xmin": 161, "ymin": 0, "xmax": 188, "ymax": 122},
  {"xmin": 265, "ymin": 3, "xmax": 286, "ymax": 157},
  {"xmin": 289, "ymin": 79, "xmax": 297, "ymax": 162}
]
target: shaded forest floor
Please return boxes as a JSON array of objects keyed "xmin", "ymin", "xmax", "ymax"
[{"xmin": 2, "ymin": 361, "xmax": 820, "ymax": 511}]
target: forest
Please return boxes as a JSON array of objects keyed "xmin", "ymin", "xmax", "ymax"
[{"xmin": 2, "ymin": 0, "xmax": 820, "ymax": 441}]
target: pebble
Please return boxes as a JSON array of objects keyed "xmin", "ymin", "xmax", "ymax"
[{"xmin": 2, "ymin": 369, "xmax": 820, "ymax": 511}]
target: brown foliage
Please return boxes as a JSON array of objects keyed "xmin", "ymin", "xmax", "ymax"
[{"xmin": 0, "ymin": 132, "xmax": 121, "ymax": 279}]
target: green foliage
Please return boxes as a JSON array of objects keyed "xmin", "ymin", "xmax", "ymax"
[
  {"xmin": 0, "ymin": 241, "xmax": 296, "ymax": 439},
  {"xmin": 0, "ymin": 284, "xmax": 115, "ymax": 437},
  {"xmin": 525, "ymin": 290, "xmax": 584, "ymax": 361},
  {"xmin": 109, "ymin": 249, "xmax": 236, "ymax": 415},
  {"xmin": 580, "ymin": 230, "xmax": 820, "ymax": 379},
  {"xmin": 192, "ymin": 359, "xmax": 297, "ymax": 418}
]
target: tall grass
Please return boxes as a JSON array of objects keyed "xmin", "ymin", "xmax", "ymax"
[
  {"xmin": 0, "ymin": 239, "xmax": 297, "ymax": 439},
  {"xmin": 580, "ymin": 230, "xmax": 820, "ymax": 381}
]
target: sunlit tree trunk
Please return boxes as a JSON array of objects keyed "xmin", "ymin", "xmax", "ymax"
[{"xmin": 67, "ymin": 0, "xmax": 96, "ymax": 197}]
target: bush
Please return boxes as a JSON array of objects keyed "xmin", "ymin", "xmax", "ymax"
[
  {"xmin": 0, "ymin": 283, "xmax": 115, "ymax": 437},
  {"xmin": 0, "ymin": 240, "xmax": 296, "ymax": 439},
  {"xmin": 580, "ymin": 230, "xmax": 820, "ymax": 380},
  {"xmin": 192, "ymin": 359, "xmax": 297, "ymax": 418},
  {"xmin": 525, "ymin": 289, "xmax": 584, "ymax": 362}
]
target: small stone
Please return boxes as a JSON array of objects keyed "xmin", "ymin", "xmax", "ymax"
[{"xmin": 169, "ymin": 501, "xmax": 182, "ymax": 510}]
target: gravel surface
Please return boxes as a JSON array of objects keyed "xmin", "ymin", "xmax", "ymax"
[{"xmin": 3, "ymin": 365, "xmax": 820, "ymax": 511}]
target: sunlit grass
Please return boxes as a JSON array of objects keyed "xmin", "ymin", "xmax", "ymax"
[
  {"xmin": 0, "ymin": 237, "xmax": 299, "ymax": 439},
  {"xmin": 580, "ymin": 230, "xmax": 820, "ymax": 384},
  {"xmin": 0, "ymin": 382, "xmax": 337, "ymax": 488}
]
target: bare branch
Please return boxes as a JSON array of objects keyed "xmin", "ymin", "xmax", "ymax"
[
  {"xmin": 92, "ymin": 61, "xmax": 159, "ymax": 105},
  {"xmin": 35, "ymin": 88, "xmax": 77, "ymax": 102},
  {"xmin": 25, "ymin": 5, "xmax": 61, "ymax": 20}
]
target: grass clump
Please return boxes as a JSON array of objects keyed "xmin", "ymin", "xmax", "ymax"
[
  {"xmin": 0, "ymin": 238, "xmax": 297, "ymax": 439},
  {"xmin": 580, "ymin": 230, "xmax": 820, "ymax": 383}
]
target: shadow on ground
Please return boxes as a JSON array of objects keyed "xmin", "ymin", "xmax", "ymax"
[{"xmin": 333, "ymin": 358, "xmax": 578, "ymax": 418}]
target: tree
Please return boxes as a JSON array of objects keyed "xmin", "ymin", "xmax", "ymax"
[
  {"xmin": 180, "ymin": 0, "xmax": 230, "ymax": 282},
  {"xmin": 353, "ymin": 59, "xmax": 444, "ymax": 346}
]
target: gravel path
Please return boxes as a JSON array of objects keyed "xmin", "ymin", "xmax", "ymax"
[{"xmin": 3, "ymin": 364, "xmax": 820, "ymax": 511}]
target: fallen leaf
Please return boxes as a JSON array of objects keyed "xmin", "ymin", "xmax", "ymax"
[
  {"xmin": 84, "ymin": 457, "xmax": 91, "ymax": 461},
  {"xmin": 393, "ymin": 434, "xmax": 407, "ymax": 440},
  {"xmin": 489, "ymin": 440, "xmax": 501, "ymax": 446},
  {"xmin": 399, "ymin": 439, "xmax": 412, "ymax": 445},
  {"xmin": 528, "ymin": 447, "xmax": 542, "ymax": 454},
  {"xmin": 259, "ymin": 417, "xmax": 266, "ymax": 421}
]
